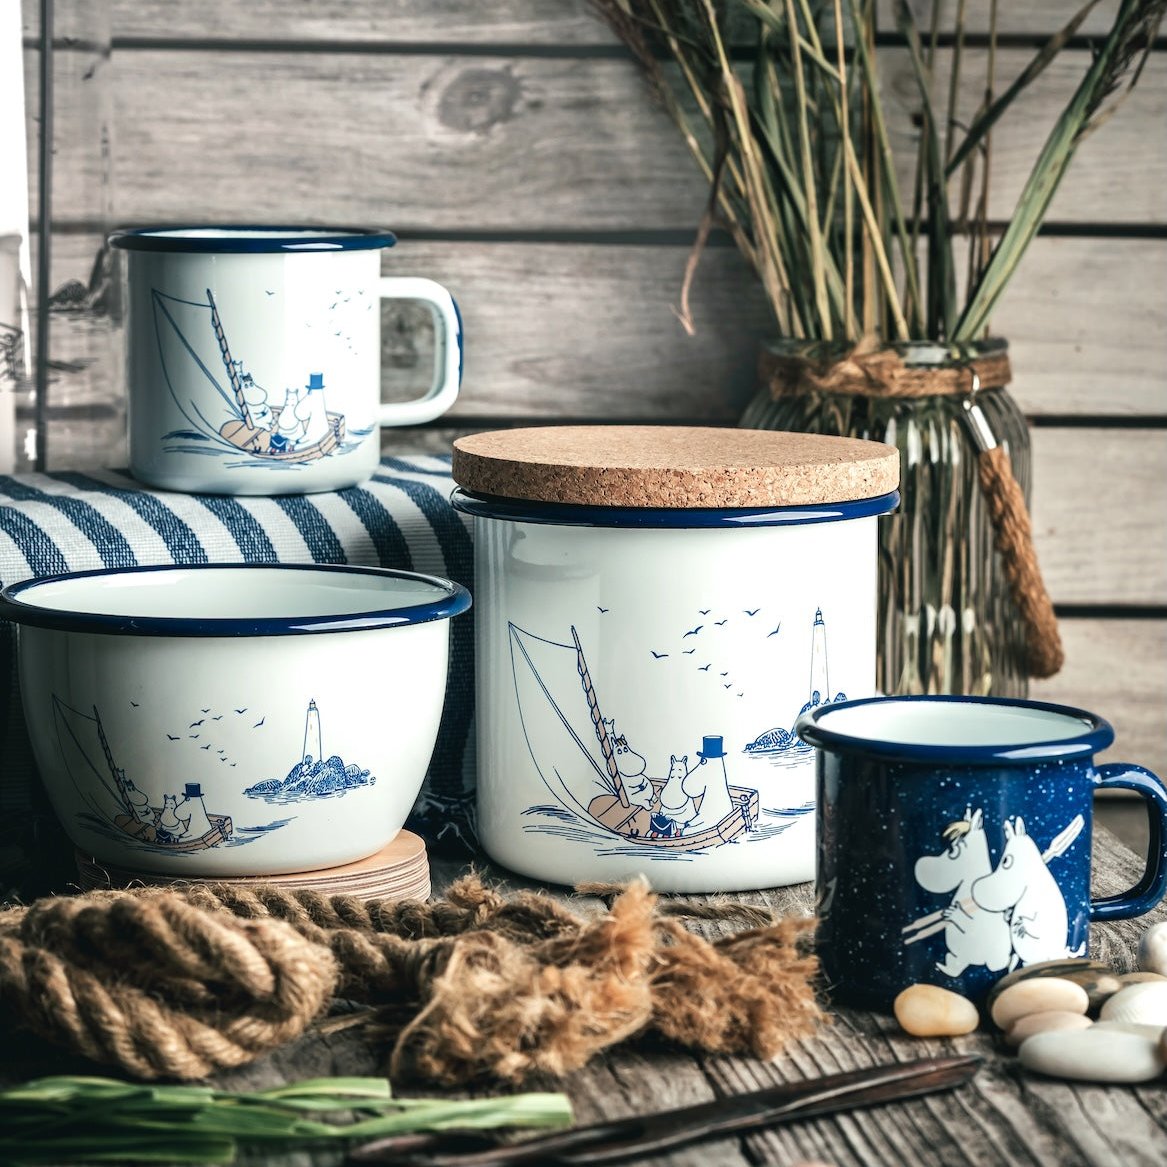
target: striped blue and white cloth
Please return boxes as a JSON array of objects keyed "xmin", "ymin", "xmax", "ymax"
[{"xmin": 0, "ymin": 455, "xmax": 478, "ymax": 876}]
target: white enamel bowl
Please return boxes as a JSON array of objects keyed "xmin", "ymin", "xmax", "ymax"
[{"xmin": 0, "ymin": 564, "xmax": 470, "ymax": 876}]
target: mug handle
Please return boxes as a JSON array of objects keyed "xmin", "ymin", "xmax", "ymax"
[
  {"xmin": 377, "ymin": 276, "xmax": 463, "ymax": 426},
  {"xmin": 1090, "ymin": 763, "xmax": 1167, "ymax": 922}
]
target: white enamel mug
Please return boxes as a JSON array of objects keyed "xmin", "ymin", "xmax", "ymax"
[{"xmin": 110, "ymin": 226, "xmax": 462, "ymax": 495}]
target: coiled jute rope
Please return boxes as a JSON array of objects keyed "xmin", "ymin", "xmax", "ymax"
[
  {"xmin": 0, "ymin": 876, "xmax": 821, "ymax": 1084},
  {"xmin": 762, "ymin": 343, "xmax": 1063, "ymax": 678}
]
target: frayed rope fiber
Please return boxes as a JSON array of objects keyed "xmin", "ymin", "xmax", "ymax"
[{"xmin": 0, "ymin": 876, "xmax": 823, "ymax": 1084}]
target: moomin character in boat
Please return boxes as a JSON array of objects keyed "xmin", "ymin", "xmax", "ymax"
[
  {"xmin": 152, "ymin": 286, "xmax": 345, "ymax": 462},
  {"xmin": 510, "ymin": 623, "xmax": 758, "ymax": 851},
  {"xmin": 53, "ymin": 697, "xmax": 232, "ymax": 851}
]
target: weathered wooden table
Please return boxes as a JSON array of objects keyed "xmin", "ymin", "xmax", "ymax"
[{"xmin": 4, "ymin": 825, "xmax": 1164, "ymax": 1166}]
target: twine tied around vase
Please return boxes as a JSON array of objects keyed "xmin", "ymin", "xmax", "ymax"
[{"xmin": 762, "ymin": 344, "xmax": 1064, "ymax": 679}]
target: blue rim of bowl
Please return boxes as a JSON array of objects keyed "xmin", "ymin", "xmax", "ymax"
[
  {"xmin": 450, "ymin": 488, "xmax": 900, "ymax": 529},
  {"xmin": 108, "ymin": 226, "xmax": 397, "ymax": 253},
  {"xmin": 795, "ymin": 694, "xmax": 1114, "ymax": 765},
  {"xmin": 0, "ymin": 564, "xmax": 470, "ymax": 637}
]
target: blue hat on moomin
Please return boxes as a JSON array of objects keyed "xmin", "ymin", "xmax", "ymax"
[
  {"xmin": 697, "ymin": 735, "xmax": 726, "ymax": 760},
  {"xmin": 306, "ymin": 372, "xmax": 324, "ymax": 391},
  {"xmin": 184, "ymin": 783, "xmax": 203, "ymax": 798}
]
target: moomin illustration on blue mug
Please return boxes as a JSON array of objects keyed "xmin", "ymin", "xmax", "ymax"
[
  {"xmin": 111, "ymin": 226, "xmax": 462, "ymax": 495},
  {"xmin": 797, "ymin": 695, "xmax": 1167, "ymax": 1010}
]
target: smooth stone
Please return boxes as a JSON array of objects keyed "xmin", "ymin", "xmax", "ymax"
[
  {"xmin": 1138, "ymin": 921, "xmax": 1167, "ymax": 976},
  {"xmin": 1019, "ymin": 1029, "xmax": 1166, "ymax": 1083},
  {"xmin": 1005, "ymin": 1011, "xmax": 1093, "ymax": 1048},
  {"xmin": 1118, "ymin": 971, "xmax": 1167, "ymax": 987},
  {"xmin": 1098, "ymin": 981, "xmax": 1167, "ymax": 1027},
  {"xmin": 894, "ymin": 984, "xmax": 980, "ymax": 1037},
  {"xmin": 1093, "ymin": 1020, "xmax": 1167, "ymax": 1040},
  {"xmin": 985, "ymin": 959, "xmax": 1115, "ymax": 1015},
  {"xmin": 991, "ymin": 977, "xmax": 1090, "ymax": 1031}
]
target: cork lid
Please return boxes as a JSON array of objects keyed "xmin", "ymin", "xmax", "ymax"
[{"xmin": 452, "ymin": 426, "xmax": 899, "ymax": 509}]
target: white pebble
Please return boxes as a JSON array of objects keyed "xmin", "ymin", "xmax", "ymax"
[
  {"xmin": 1093, "ymin": 1020, "xmax": 1167, "ymax": 1041},
  {"xmin": 1098, "ymin": 981, "xmax": 1167, "ymax": 1028},
  {"xmin": 1138, "ymin": 921, "xmax": 1167, "ymax": 977},
  {"xmin": 1005, "ymin": 1011, "xmax": 1093, "ymax": 1048},
  {"xmin": 1019, "ymin": 1029, "xmax": 1166, "ymax": 1083},
  {"xmin": 990, "ymin": 977, "xmax": 1089, "ymax": 1031}
]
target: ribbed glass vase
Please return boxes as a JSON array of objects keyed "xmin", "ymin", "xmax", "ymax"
[{"xmin": 741, "ymin": 340, "xmax": 1031, "ymax": 698}]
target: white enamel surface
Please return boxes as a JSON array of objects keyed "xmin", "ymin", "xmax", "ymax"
[
  {"xmin": 19, "ymin": 619, "xmax": 450, "ymax": 876},
  {"xmin": 124, "ymin": 246, "xmax": 457, "ymax": 495},
  {"xmin": 15, "ymin": 567, "xmax": 449, "ymax": 620},
  {"xmin": 813, "ymin": 700, "xmax": 1094, "ymax": 747},
  {"xmin": 474, "ymin": 515, "xmax": 879, "ymax": 892}
]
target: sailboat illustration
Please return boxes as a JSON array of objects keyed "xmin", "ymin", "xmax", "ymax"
[
  {"xmin": 53, "ymin": 697, "xmax": 233, "ymax": 851},
  {"xmin": 152, "ymin": 287, "xmax": 345, "ymax": 462},
  {"xmin": 510, "ymin": 623, "xmax": 759, "ymax": 851}
]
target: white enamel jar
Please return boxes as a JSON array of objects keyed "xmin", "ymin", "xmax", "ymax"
[{"xmin": 452, "ymin": 426, "xmax": 900, "ymax": 893}]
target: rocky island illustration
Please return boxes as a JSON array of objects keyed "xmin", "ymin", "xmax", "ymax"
[{"xmin": 245, "ymin": 700, "xmax": 375, "ymax": 803}]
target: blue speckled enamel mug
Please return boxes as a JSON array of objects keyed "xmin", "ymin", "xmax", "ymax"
[{"xmin": 797, "ymin": 696, "xmax": 1167, "ymax": 1011}]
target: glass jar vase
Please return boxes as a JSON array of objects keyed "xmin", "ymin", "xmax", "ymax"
[{"xmin": 741, "ymin": 339, "xmax": 1031, "ymax": 698}]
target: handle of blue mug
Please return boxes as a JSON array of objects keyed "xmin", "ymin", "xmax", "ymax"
[
  {"xmin": 377, "ymin": 277, "xmax": 463, "ymax": 426},
  {"xmin": 1090, "ymin": 763, "xmax": 1167, "ymax": 921}
]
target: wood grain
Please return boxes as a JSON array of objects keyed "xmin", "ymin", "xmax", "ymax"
[
  {"xmin": 27, "ymin": 48, "xmax": 1167, "ymax": 229},
  {"xmin": 25, "ymin": 0, "xmax": 1146, "ymax": 44},
  {"xmin": 43, "ymin": 234, "xmax": 1167, "ymax": 421}
]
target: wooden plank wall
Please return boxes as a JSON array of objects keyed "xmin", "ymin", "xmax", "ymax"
[{"xmin": 22, "ymin": 1, "xmax": 1167, "ymax": 773}]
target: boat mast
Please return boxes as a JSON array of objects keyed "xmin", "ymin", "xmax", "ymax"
[
  {"xmin": 93, "ymin": 705, "xmax": 134, "ymax": 816},
  {"xmin": 571, "ymin": 626, "xmax": 630, "ymax": 808},
  {"xmin": 206, "ymin": 287, "xmax": 255, "ymax": 428}
]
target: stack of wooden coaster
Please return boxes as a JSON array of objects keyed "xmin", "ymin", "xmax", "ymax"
[{"xmin": 74, "ymin": 829, "xmax": 431, "ymax": 902}]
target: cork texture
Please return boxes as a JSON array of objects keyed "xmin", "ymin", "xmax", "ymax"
[{"xmin": 452, "ymin": 425, "xmax": 900, "ymax": 509}]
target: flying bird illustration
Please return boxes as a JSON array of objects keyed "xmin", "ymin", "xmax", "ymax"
[
  {"xmin": 219, "ymin": 756, "xmax": 229, "ymax": 762},
  {"xmin": 683, "ymin": 648, "xmax": 695, "ymax": 655},
  {"xmin": 265, "ymin": 289, "xmax": 275, "ymax": 296},
  {"xmin": 768, "ymin": 624, "xmax": 782, "ymax": 637},
  {"xmin": 189, "ymin": 719, "xmax": 204, "ymax": 728},
  {"xmin": 188, "ymin": 734, "xmax": 199, "ymax": 740},
  {"xmin": 715, "ymin": 619, "xmax": 728, "ymax": 626},
  {"xmin": 130, "ymin": 700, "xmax": 139, "ymax": 707},
  {"xmin": 253, "ymin": 717, "xmax": 265, "ymax": 728},
  {"xmin": 737, "ymin": 692, "xmax": 744, "ymax": 697},
  {"xmin": 213, "ymin": 715, "xmax": 223, "ymax": 720},
  {"xmin": 235, "ymin": 708, "xmax": 248, "ymax": 714},
  {"xmin": 200, "ymin": 744, "xmax": 211, "ymax": 750},
  {"xmin": 230, "ymin": 763, "xmax": 237, "ymax": 767},
  {"xmin": 698, "ymin": 664, "xmax": 712, "ymax": 672},
  {"xmin": 166, "ymin": 734, "xmax": 179, "ymax": 741},
  {"xmin": 597, "ymin": 606, "xmax": 609, "ymax": 613},
  {"xmin": 699, "ymin": 609, "xmax": 711, "ymax": 615},
  {"xmin": 650, "ymin": 650, "xmax": 669, "ymax": 659},
  {"xmin": 744, "ymin": 609, "xmax": 760, "ymax": 617},
  {"xmin": 720, "ymin": 671, "xmax": 729, "ymax": 676},
  {"xmin": 683, "ymin": 625, "xmax": 703, "ymax": 638},
  {"xmin": 201, "ymin": 708, "xmax": 210, "ymax": 714},
  {"xmin": 724, "ymin": 683, "xmax": 733, "ymax": 689}
]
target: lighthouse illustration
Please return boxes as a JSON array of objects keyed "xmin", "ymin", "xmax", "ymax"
[
  {"xmin": 808, "ymin": 607, "xmax": 829, "ymax": 707},
  {"xmin": 302, "ymin": 698, "xmax": 322, "ymax": 763}
]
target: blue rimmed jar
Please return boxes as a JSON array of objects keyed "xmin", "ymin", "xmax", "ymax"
[
  {"xmin": 0, "ymin": 563, "xmax": 470, "ymax": 877},
  {"xmin": 797, "ymin": 695, "xmax": 1167, "ymax": 1011},
  {"xmin": 109, "ymin": 225, "xmax": 462, "ymax": 495},
  {"xmin": 452, "ymin": 425, "xmax": 900, "ymax": 893}
]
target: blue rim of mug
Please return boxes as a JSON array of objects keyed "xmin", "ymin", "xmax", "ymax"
[
  {"xmin": 0, "ymin": 563, "xmax": 470, "ymax": 637},
  {"xmin": 108, "ymin": 226, "xmax": 397, "ymax": 253},
  {"xmin": 796, "ymin": 694, "xmax": 1115, "ymax": 765},
  {"xmin": 450, "ymin": 487, "xmax": 900, "ymax": 529}
]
